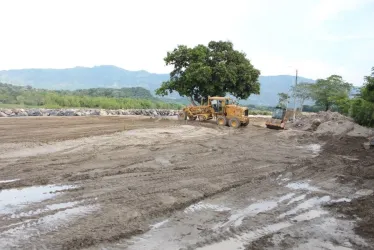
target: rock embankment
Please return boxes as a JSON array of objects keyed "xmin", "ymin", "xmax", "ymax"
[{"xmin": 0, "ymin": 108, "xmax": 180, "ymax": 117}]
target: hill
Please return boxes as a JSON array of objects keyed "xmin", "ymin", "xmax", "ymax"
[
  {"xmin": 0, "ymin": 83, "xmax": 182, "ymax": 110},
  {"xmin": 0, "ymin": 65, "xmax": 316, "ymax": 106},
  {"xmin": 244, "ymin": 75, "xmax": 315, "ymax": 106}
]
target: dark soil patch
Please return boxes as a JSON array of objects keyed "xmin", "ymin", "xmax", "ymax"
[{"xmin": 326, "ymin": 195, "xmax": 374, "ymax": 246}]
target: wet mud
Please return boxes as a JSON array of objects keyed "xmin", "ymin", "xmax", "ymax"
[{"xmin": 0, "ymin": 116, "xmax": 373, "ymax": 249}]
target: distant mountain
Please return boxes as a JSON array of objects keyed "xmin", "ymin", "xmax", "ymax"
[
  {"xmin": 0, "ymin": 65, "xmax": 165, "ymax": 92},
  {"xmin": 0, "ymin": 65, "xmax": 316, "ymax": 107},
  {"xmin": 244, "ymin": 75, "xmax": 315, "ymax": 107}
]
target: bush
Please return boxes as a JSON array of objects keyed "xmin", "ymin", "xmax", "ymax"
[{"xmin": 350, "ymin": 98, "xmax": 374, "ymax": 127}]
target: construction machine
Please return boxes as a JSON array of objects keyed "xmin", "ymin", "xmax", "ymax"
[
  {"xmin": 178, "ymin": 96, "xmax": 249, "ymax": 128},
  {"xmin": 265, "ymin": 106, "xmax": 292, "ymax": 130}
]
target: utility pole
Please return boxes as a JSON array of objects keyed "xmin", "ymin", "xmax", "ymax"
[{"xmin": 293, "ymin": 69, "xmax": 298, "ymax": 121}]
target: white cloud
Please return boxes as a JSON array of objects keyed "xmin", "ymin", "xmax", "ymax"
[
  {"xmin": 309, "ymin": 0, "xmax": 372, "ymax": 24},
  {"xmin": 253, "ymin": 55, "xmax": 348, "ymax": 81},
  {"xmin": 317, "ymin": 34, "xmax": 374, "ymax": 42},
  {"xmin": 0, "ymin": 0, "xmax": 373, "ymax": 85}
]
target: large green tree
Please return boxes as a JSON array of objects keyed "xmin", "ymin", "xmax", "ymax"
[
  {"xmin": 310, "ymin": 75, "xmax": 352, "ymax": 111},
  {"xmin": 155, "ymin": 41, "xmax": 261, "ymax": 105}
]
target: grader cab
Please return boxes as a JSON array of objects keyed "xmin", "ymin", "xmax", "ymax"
[{"xmin": 179, "ymin": 96, "xmax": 249, "ymax": 128}]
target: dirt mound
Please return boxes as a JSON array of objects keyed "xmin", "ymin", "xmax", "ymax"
[{"xmin": 292, "ymin": 111, "xmax": 373, "ymax": 138}]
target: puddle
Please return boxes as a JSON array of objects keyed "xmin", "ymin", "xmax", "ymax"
[
  {"xmin": 198, "ymin": 222, "xmax": 292, "ymax": 250},
  {"xmin": 227, "ymin": 200, "xmax": 278, "ymax": 227},
  {"xmin": 9, "ymin": 201, "xmax": 80, "ymax": 219},
  {"xmin": 286, "ymin": 182, "xmax": 320, "ymax": 192},
  {"xmin": 151, "ymin": 219, "xmax": 169, "ymax": 229},
  {"xmin": 299, "ymin": 144, "xmax": 321, "ymax": 156},
  {"xmin": 278, "ymin": 193, "xmax": 295, "ymax": 202},
  {"xmin": 306, "ymin": 144, "xmax": 321, "ymax": 153},
  {"xmin": 295, "ymin": 239, "xmax": 352, "ymax": 250},
  {"xmin": 354, "ymin": 189, "xmax": 373, "ymax": 197},
  {"xmin": 287, "ymin": 194, "xmax": 306, "ymax": 205},
  {"xmin": 0, "ymin": 184, "xmax": 76, "ymax": 214},
  {"xmin": 292, "ymin": 209, "xmax": 328, "ymax": 222},
  {"xmin": 330, "ymin": 198, "xmax": 351, "ymax": 203},
  {"xmin": 184, "ymin": 202, "xmax": 231, "ymax": 213},
  {"xmin": 0, "ymin": 205, "xmax": 98, "ymax": 249},
  {"xmin": 292, "ymin": 217, "xmax": 368, "ymax": 250},
  {"xmin": 0, "ymin": 179, "xmax": 20, "ymax": 184},
  {"xmin": 218, "ymin": 194, "xmax": 295, "ymax": 228},
  {"xmin": 199, "ymin": 208, "xmax": 329, "ymax": 250},
  {"xmin": 155, "ymin": 157, "xmax": 172, "ymax": 167},
  {"xmin": 279, "ymin": 196, "xmax": 331, "ymax": 218}
]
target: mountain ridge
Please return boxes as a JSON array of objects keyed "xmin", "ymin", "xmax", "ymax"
[{"xmin": 0, "ymin": 65, "xmax": 315, "ymax": 106}]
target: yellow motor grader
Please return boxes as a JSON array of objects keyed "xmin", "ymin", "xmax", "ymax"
[{"xmin": 178, "ymin": 96, "xmax": 249, "ymax": 128}]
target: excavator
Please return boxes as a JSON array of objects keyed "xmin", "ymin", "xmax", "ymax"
[{"xmin": 265, "ymin": 106, "xmax": 293, "ymax": 130}]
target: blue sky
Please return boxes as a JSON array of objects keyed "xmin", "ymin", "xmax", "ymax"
[{"xmin": 0, "ymin": 0, "xmax": 373, "ymax": 85}]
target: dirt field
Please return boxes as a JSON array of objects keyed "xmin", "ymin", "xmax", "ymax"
[{"xmin": 0, "ymin": 116, "xmax": 373, "ymax": 250}]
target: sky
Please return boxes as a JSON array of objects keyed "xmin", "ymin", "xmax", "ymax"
[{"xmin": 0, "ymin": 0, "xmax": 373, "ymax": 86}]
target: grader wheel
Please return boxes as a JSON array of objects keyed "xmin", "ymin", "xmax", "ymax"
[
  {"xmin": 178, "ymin": 112, "xmax": 187, "ymax": 120},
  {"xmin": 216, "ymin": 116, "xmax": 227, "ymax": 126},
  {"xmin": 188, "ymin": 116, "xmax": 197, "ymax": 120},
  {"xmin": 198, "ymin": 115, "xmax": 207, "ymax": 121},
  {"xmin": 229, "ymin": 117, "xmax": 241, "ymax": 128}
]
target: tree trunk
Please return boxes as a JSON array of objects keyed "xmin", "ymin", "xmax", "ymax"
[
  {"xmin": 300, "ymin": 100, "xmax": 304, "ymax": 112},
  {"xmin": 325, "ymin": 104, "xmax": 329, "ymax": 111},
  {"xmin": 190, "ymin": 97, "xmax": 197, "ymax": 106}
]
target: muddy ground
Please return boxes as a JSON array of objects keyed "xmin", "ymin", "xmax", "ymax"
[{"xmin": 0, "ymin": 116, "xmax": 373, "ymax": 250}]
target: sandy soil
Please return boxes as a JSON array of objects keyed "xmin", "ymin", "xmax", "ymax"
[{"xmin": 0, "ymin": 116, "xmax": 373, "ymax": 250}]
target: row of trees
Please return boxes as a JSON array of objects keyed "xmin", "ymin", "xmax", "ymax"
[
  {"xmin": 56, "ymin": 87, "xmax": 154, "ymax": 99},
  {"xmin": 155, "ymin": 40, "xmax": 373, "ymax": 127},
  {"xmin": 0, "ymin": 83, "xmax": 182, "ymax": 110},
  {"xmin": 277, "ymin": 68, "xmax": 374, "ymax": 127}
]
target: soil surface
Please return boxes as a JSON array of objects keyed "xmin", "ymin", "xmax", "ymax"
[{"xmin": 0, "ymin": 116, "xmax": 373, "ymax": 250}]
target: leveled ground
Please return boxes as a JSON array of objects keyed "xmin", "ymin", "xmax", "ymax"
[{"xmin": 0, "ymin": 116, "xmax": 373, "ymax": 250}]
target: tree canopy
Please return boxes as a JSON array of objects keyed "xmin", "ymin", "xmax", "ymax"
[
  {"xmin": 155, "ymin": 41, "xmax": 261, "ymax": 105},
  {"xmin": 291, "ymin": 82, "xmax": 312, "ymax": 111},
  {"xmin": 0, "ymin": 83, "xmax": 182, "ymax": 110},
  {"xmin": 350, "ymin": 67, "xmax": 374, "ymax": 127},
  {"xmin": 277, "ymin": 92, "xmax": 290, "ymax": 108},
  {"xmin": 310, "ymin": 75, "xmax": 352, "ymax": 111},
  {"xmin": 362, "ymin": 67, "xmax": 374, "ymax": 103}
]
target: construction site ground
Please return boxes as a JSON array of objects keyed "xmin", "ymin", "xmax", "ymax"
[{"xmin": 0, "ymin": 115, "xmax": 374, "ymax": 250}]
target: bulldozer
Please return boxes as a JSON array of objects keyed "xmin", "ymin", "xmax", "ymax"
[
  {"xmin": 265, "ymin": 106, "xmax": 293, "ymax": 130},
  {"xmin": 178, "ymin": 96, "xmax": 249, "ymax": 128}
]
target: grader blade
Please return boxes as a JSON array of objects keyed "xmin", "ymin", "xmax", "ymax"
[{"xmin": 265, "ymin": 124, "xmax": 284, "ymax": 130}]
